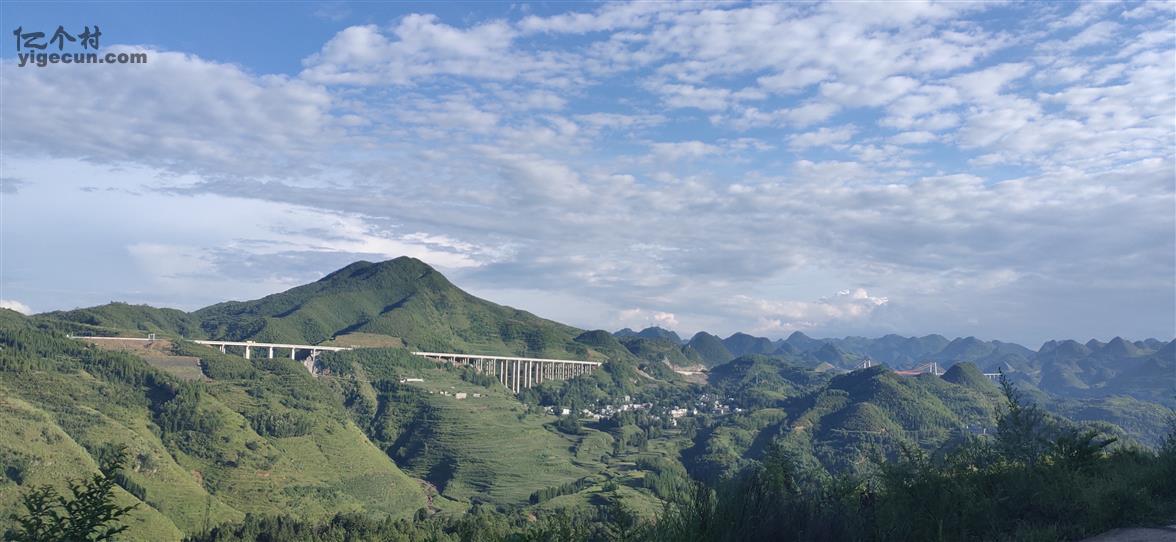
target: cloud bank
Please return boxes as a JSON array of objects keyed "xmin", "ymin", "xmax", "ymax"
[{"xmin": 1, "ymin": 2, "xmax": 1172, "ymax": 344}]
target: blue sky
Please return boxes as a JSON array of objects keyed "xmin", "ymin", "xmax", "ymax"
[{"xmin": 1, "ymin": 1, "xmax": 1173, "ymax": 345}]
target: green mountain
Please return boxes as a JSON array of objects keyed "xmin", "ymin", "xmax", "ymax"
[
  {"xmin": 7, "ymin": 260, "xmax": 707, "ymax": 540},
  {"xmin": 637, "ymin": 326, "xmax": 683, "ymax": 344},
  {"xmin": 783, "ymin": 331, "xmax": 826, "ymax": 351},
  {"xmin": 617, "ymin": 335, "xmax": 699, "ymax": 369},
  {"xmin": 193, "ymin": 258, "xmax": 588, "ymax": 358},
  {"xmin": 48, "ymin": 258, "xmax": 596, "ymax": 361},
  {"xmin": 707, "ymin": 355, "xmax": 831, "ymax": 407},
  {"xmin": 830, "ymin": 334, "xmax": 950, "ymax": 367},
  {"xmin": 810, "ymin": 343, "xmax": 855, "ymax": 368},
  {"xmin": 684, "ymin": 332, "xmax": 733, "ymax": 367},
  {"xmin": 722, "ymin": 332, "xmax": 777, "ymax": 358},
  {"xmin": 1098, "ymin": 336, "xmax": 1142, "ymax": 358},
  {"xmin": 688, "ymin": 363, "xmax": 1004, "ymax": 481},
  {"xmin": 941, "ymin": 362, "xmax": 999, "ymax": 393}
]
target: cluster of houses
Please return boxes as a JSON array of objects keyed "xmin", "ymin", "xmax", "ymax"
[
  {"xmin": 401, "ymin": 378, "xmax": 489, "ymax": 401},
  {"xmin": 433, "ymin": 389, "xmax": 483, "ymax": 400},
  {"xmin": 399, "ymin": 377, "xmax": 743, "ymax": 420},
  {"xmin": 536, "ymin": 393, "xmax": 744, "ymax": 426}
]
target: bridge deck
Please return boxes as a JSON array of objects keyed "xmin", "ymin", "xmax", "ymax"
[
  {"xmin": 412, "ymin": 351, "xmax": 600, "ymax": 366},
  {"xmin": 194, "ymin": 340, "xmax": 351, "ymax": 351}
]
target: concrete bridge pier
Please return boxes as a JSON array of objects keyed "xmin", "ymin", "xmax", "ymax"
[{"xmin": 411, "ymin": 352, "xmax": 600, "ymax": 394}]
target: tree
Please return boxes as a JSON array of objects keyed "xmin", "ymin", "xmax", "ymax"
[
  {"xmin": 995, "ymin": 372, "xmax": 1049, "ymax": 466},
  {"xmin": 9, "ymin": 447, "xmax": 138, "ymax": 542},
  {"xmin": 555, "ymin": 413, "xmax": 582, "ymax": 435}
]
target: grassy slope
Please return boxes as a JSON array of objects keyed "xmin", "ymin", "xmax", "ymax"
[
  {"xmin": 23, "ymin": 252, "xmax": 696, "ymax": 523},
  {"xmin": 0, "ymin": 394, "xmax": 186, "ymax": 541},
  {"xmin": 174, "ymin": 376, "xmax": 425, "ymax": 520},
  {"xmin": 313, "ymin": 346, "xmax": 688, "ymax": 515},
  {"xmin": 356, "ymin": 360, "xmax": 596, "ymax": 506},
  {"xmin": 0, "ymin": 313, "xmax": 426, "ymax": 540}
]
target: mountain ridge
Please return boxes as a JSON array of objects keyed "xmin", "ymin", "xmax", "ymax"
[{"xmin": 39, "ymin": 257, "xmax": 1174, "ymax": 406}]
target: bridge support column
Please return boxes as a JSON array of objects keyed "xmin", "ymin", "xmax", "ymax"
[
  {"xmin": 219, "ymin": 345, "xmax": 226, "ymax": 354},
  {"xmin": 244, "ymin": 346, "xmax": 251, "ymax": 360},
  {"xmin": 290, "ymin": 348, "xmax": 296, "ymax": 359},
  {"xmin": 268, "ymin": 347, "xmax": 274, "ymax": 359}
]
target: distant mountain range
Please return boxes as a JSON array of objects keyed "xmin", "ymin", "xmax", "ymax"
[
  {"xmin": 614, "ymin": 326, "xmax": 1174, "ymax": 408},
  {"xmin": 40, "ymin": 256, "xmax": 1174, "ymax": 408}
]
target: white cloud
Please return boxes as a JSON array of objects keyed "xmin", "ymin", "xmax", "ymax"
[
  {"xmin": 648, "ymin": 83, "xmax": 735, "ymax": 111},
  {"xmin": 0, "ymin": 300, "xmax": 32, "ymax": 315},
  {"xmin": 483, "ymin": 150, "xmax": 591, "ymax": 204},
  {"xmin": 889, "ymin": 131, "xmax": 938, "ymax": 145},
  {"xmin": 649, "ymin": 141, "xmax": 720, "ymax": 161},
  {"xmin": 518, "ymin": 2, "xmax": 681, "ymax": 34},
  {"xmin": 301, "ymin": 17, "xmax": 577, "ymax": 86},
  {"xmin": 1, "ymin": 2, "xmax": 1172, "ymax": 344},
  {"xmin": 617, "ymin": 308, "xmax": 680, "ymax": 331},
  {"xmin": 789, "ymin": 126, "xmax": 857, "ymax": 150},
  {"xmin": 950, "ymin": 62, "xmax": 1032, "ymax": 101},
  {"xmin": 725, "ymin": 101, "xmax": 841, "ymax": 130},
  {"xmin": 741, "ymin": 288, "xmax": 889, "ymax": 334},
  {"xmin": 1, "ymin": 47, "xmax": 336, "ymax": 178}
]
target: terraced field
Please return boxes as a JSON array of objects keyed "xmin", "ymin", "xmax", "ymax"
[{"xmin": 379, "ymin": 368, "xmax": 598, "ymax": 505}]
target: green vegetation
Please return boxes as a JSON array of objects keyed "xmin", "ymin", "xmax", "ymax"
[
  {"xmin": 8, "ymin": 447, "xmax": 137, "ymax": 542},
  {"xmin": 647, "ymin": 378, "xmax": 1176, "ymax": 542},
  {"xmin": 173, "ymin": 377, "xmax": 1176, "ymax": 541},
  {"xmin": 9, "ymin": 259, "xmax": 1176, "ymax": 541},
  {"xmin": 0, "ymin": 310, "xmax": 425, "ymax": 541},
  {"xmin": 41, "ymin": 303, "xmax": 202, "ymax": 339},
  {"xmin": 683, "ymin": 332, "xmax": 732, "ymax": 367},
  {"xmin": 191, "ymin": 258, "xmax": 591, "ymax": 358}
]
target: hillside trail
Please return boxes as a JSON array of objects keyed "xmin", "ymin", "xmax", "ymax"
[{"xmin": 1080, "ymin": 524, "xmax": 1176, "ymax": 542}]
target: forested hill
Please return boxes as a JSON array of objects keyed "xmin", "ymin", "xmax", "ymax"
[{"xmin": 44, "ymin": 257, "xmax": 590, "ymax": 360}]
